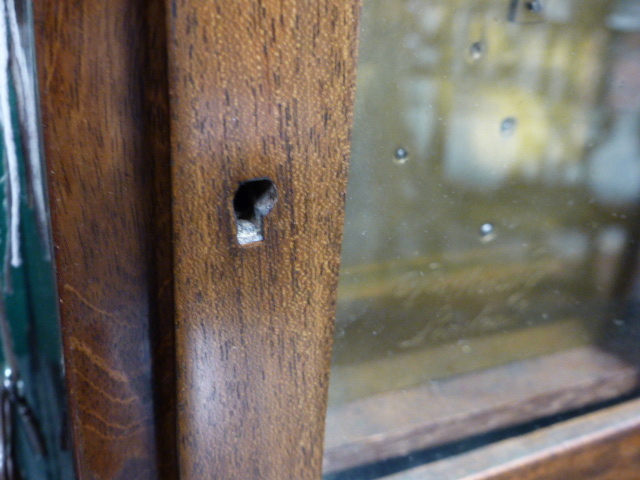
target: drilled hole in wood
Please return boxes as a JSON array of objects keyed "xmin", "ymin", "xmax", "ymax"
[{"xmin": 233, "ymin": 178, "xmax": 277, "ymax": 245}]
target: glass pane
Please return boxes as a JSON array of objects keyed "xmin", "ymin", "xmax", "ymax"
[{"xmin": 325, "ymin": 0, "xmax": 640, "ymax": 477}]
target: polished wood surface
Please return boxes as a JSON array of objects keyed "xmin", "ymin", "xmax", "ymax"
[
  {"xmin": 34, "ymin": 1, "xmax": 176, "ymax": 478},
  {"xmin": 485, "ymin": 418, "xmax": 640, "ymax": 480},
  {"xmin": 166, "ymin": 0, "xmax": 361, "ymax": 478},
  {"xmin": 386, "ymin": 397, "xmax": 640, "ymax": 480}
]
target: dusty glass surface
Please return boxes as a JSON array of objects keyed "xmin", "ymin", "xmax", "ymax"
[{"xmin": 326, "ymin": 0, "xmax": 640, "ymax": 477}]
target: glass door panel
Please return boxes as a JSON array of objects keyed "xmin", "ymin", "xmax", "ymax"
[{"xmin": 326, "ymin": 0, "xmax": 640, "ymax": 477}]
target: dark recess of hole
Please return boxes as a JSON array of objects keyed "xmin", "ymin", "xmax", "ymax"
[{"xmin": 233, "ymin": 178, "xmax": 277, "ymax": 245}]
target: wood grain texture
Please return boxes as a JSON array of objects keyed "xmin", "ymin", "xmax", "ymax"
[
  {"xmin": 484, "ymin": 421, "xmax": 640, "ymax": 480},
  {"xmin": 166, "ymin": 0, "xmax": 361, "ymax": 478},
  {"xmin": 34, "ymin": 1, "xmax": 176, "ymax": 478},
  {"xmin": 385, "ymin": 397, "xmax": 640, "ymax": 480}
]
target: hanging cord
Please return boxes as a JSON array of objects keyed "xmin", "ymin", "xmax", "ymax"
[
  {"xmin": 0, "ymin": 0, "xmax": 20, "ymax": 271},
  {"xmin": 0, "ymin": 0, "xmax": 48, "ymax": 473},
  {"xmin": 0, "ymin": 0, "xmax": 52, "ymax": 272},
  {"xmin": 0, "ymin": 385, "xmax": 15, "ymax": 480},
  {"xmin": 6, "ymin": 0, "xmax": 49, "ymax": 260},
  {"xmin": 0, "ymin": 295, "xmax": 45, "ymax": 480}
]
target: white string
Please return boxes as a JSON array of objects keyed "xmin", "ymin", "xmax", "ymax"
[
  {"xmin": 0, "ymin": 0, "xmax": 21, "ymax": 268},
  {"xmin": 7, "ymin": 0, "xmax": 47, "ymax": 255}
]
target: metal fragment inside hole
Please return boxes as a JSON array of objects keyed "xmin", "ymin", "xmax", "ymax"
[{"xmin": 233, "ymin": 178, "xmax": 277, "ymax": 245}]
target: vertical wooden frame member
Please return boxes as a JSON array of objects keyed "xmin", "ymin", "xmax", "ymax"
[
  {"xmin": 167, "ymin": 0, "xmax": 361, "ymax": 478},
  {"xmin": 34, "ymin": 0, "xmax": 176, "ymax": 478}
]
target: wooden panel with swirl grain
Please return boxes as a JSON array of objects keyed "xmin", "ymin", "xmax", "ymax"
[{"xmin": 34, "ymin": 1, "xmax": 176, "ymax": 478}]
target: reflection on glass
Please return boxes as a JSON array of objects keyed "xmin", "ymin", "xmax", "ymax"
[{"xmin": 326, "ymin": 0, "xmax": 640, "ymax": 477}]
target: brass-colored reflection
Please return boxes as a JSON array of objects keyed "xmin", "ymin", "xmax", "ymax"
[{"xmin": 330, "ymin": 0, "xmax": 640, "ymax": 406}]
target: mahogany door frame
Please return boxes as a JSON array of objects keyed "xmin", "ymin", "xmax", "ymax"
[
  {"xmin": 35, "ymin": 0, "xmax": 360, "ymax": 478},
  {"xmin": 34, "ymin": 0, "xmax": 640, "ymax": 479}
]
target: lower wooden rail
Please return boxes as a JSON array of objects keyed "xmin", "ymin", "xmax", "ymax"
[
  {"xmin": 384, "ymin": 396, "xmax": 640, "ymax": 480},
  {"xmin": 325, "ymin": 344, "xmax": 640, "ymax": 474}
]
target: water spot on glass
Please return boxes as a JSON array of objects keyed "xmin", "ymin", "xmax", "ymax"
[
  {"xmin": 469, "ymin": 41, "xmax": 484, "ymax": 61},
  {"xmin": 614, "ymin": 319, "xmax": 624, "ymax": 327},
  {"xmin": 457, "ymin": 340, "xmax": 471, "ymax": 354},
  {"xmin": 428, "ymin": 380, "xmax": 442, "ymax": 394},
  {"xmin": 393, "ymin": 147, "xmax": 409, "ymax": 165},
  {"xmin": 500, "ymin": 117, "xmax": 518, "ymax": 137},
  {"xmin": 479, "ymin": 222, "xmax": 496, "ymax": 242},
  {"xmin": 526, "ymin": 0, "xmax": 543, "ymax": 12}
]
